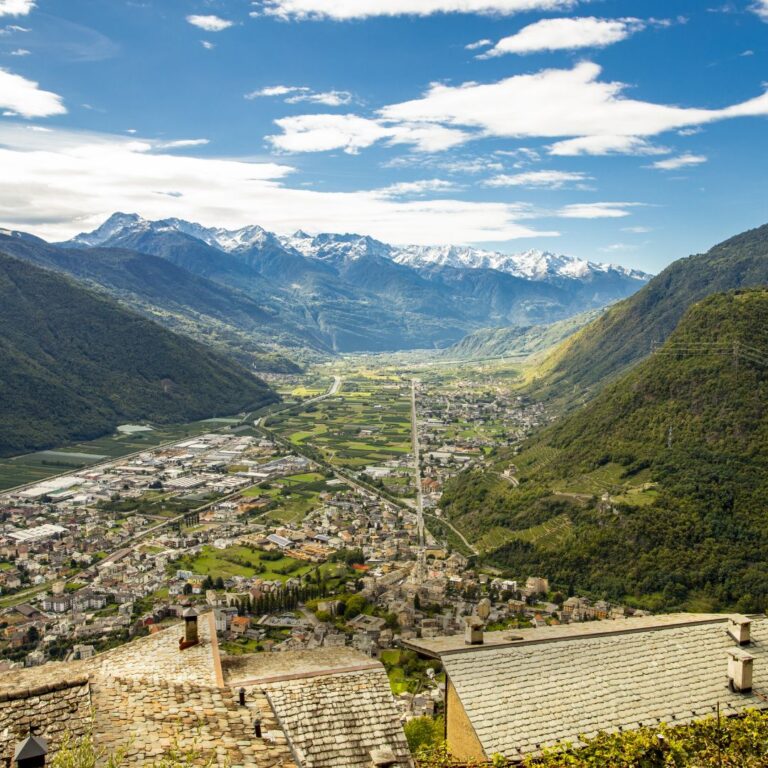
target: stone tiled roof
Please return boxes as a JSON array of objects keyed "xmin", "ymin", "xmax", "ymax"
[
  {"xmin": 92, "ymin": 613, "xmax": 222, "ymax": 687},
  {"xmin": 402, "ymin": 612, "xmax": 729, "ymax": 658},
  {"xmin": 0, "ymin": 664, "xmax": 91, "ymax": 765},
  {"xmin": 90, "ymin": 676, "xmax": 295, "ymax": 768},
  {"xmin": 441, "ymin": 615, "xmax": 768, "ymax": 760},
  {"xmin": 262, "ymin": 667, "xmax": 413, "ymax": 768},
  {"xmin": 222, "ymin": 648, "xmax": 380, "ymax": 686},
  {"xmin": 0, "ymin": 615, "xmax": 296, "ymax": 767}
]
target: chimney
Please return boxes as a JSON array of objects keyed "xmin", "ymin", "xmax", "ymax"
[
  {"xmin": 464, "ymin": 615, "xmax": 483, "ymax": 646},
  {"xmin": 370, "ymin": 747, "xmax": 397, "ymax": 767},
  {"xmin": 727, "ymin": 648, "xmax": 754, "ymax": 693},
  {"xmin": 14, "ymin": 734, "xmax": 48, "ymax": 768},
  {"xmin": 179, "ymin": 607, "xmax": 199, "ymax": 650},
  {"xmin": 728, "ymin": 616, "xmax": 751, "ymax": 645}
]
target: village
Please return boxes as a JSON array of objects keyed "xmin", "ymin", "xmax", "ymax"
[{"xmin": 0, "ymin": 372, "xmax": 641, "ymax": 726}]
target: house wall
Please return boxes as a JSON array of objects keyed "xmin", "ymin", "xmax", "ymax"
[{"xmin": 446, "ymin": 677, "xmax": 486, "ymax": 762}]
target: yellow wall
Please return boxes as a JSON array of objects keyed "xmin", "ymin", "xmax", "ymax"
[{"xmin": 446, "ymin": 677, "xmax": 487, "ymax": 762}]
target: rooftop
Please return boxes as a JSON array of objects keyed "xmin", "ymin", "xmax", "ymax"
[{"xmin": 431, "ymin": 613, "xmax": 768, "ymax": 761}]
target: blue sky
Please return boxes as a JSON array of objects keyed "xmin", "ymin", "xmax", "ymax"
[{"xmin": 0, "ymin": 0, "xmax": 767, "ymax": 272}]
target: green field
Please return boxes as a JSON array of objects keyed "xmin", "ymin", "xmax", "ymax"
[
  {"xmin": 269, "ymin": 375, "xmax": 415, "ymax": 494},
  {"xmin": 175, "ymin": 545, "xmax": 313, "ymax": 582},
  {"xmin": 242, "ymin": 472, "xmax": 343, "ymax": 524}
]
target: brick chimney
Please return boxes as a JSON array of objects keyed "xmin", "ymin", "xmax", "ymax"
[
  {"xmin": 14, "ymin": 734, "xmax": 48, "ymax": 768},
  {"xmin": 179, "ymin": 606, "xmax": 199, "ymax": 650},
  {"xmin": 728, "ymin": 616, "xmax": 751, "ymax": 645},
  {"xmin": 464, "ymin": 615, "xmax": 483, "ymax": 645},
  {"xmin": 727, "ymin": 648, "xmax": 754, "ymax": 693}
]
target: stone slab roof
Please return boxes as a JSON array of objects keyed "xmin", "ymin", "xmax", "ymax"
[
  {"xmin": 91, "ymin": 613, "xmax": 222, "ymax": 687},
  {"xmin": 262, "ymin": 667, "xmax": 413, "ymax": 768},
  {"xmin": 0, "ymin": 665, "xmax": 91, "ymax": 765},
  {"xmin": 402, "ymin": 612, "xmax": 728, "ymax": 657},
  {"xmin": 90, "ymin": 676, "xmax": 295, "ymax": 768},
  {"xmin": 223, "ymin": 648, "xmax": 380, "ymax": 686},
  {"xmin": 441, "ymin": 614, "xmax": 768, "ymax": 760}
]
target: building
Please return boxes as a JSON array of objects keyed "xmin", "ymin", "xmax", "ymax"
[
  {"xmin": 403, "ymin": 613, "xmax": 768, "ymax": 763},
  {"xmin": 1, "ymin": 612, "xmax": 411, "ymax": 768}
]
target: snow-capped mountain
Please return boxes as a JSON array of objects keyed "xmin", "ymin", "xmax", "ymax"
[
  {"xmin": 69, "ymin": 213, "xmax": 651, "ymax": 285},
  {"xmin": 391, "ymin": 244, "xmax": 649, "ymax": 283}
]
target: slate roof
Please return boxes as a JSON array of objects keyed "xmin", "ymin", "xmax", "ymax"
[
  {"xmin": 264, "ymin": 668, "xmax": 413, "ymax": 768},
  {"xmin": 439, "ymin": 614, "xmax": 768, "ymax": 761},
  {"xmin": 0, "ymin": 614, "xmax": 297, "ymax": 768},
  {"xmin": 222, "ymin": 647, "xmax": 379, "ymax": 685},
  {"xmin": 0, "ymin": 664, "xmax": 91, "ymax": 765}
]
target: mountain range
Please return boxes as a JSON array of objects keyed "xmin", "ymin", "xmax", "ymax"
[
  {"xmin": 0, "ymin": 251, "xmax": 277, "ymax": 456},
  {"xmin": 37, "ymin": 212, "xmax": 650, "ymax": 355},
  {"xmin": 443, "ymin": 288, "xmax": 768, "ymax": 613},
  {"xmin": 529, "ymin": 223, "xmax": 768, "ymax": 408}
]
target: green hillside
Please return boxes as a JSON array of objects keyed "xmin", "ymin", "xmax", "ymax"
[
  {"xmin": 441, "ymin": 289, "xmax": 768, "ymax": 612},
  {"xmin": 530, "ymin": 223, "xmax": 768, "ymax": 407},
  {"xmin": 0, "ymin": 251, "xmax": 279, "ymax": 456},
  {"xmin": 442, "ymin": 309, "xmax": 602, "ymax": 361}
]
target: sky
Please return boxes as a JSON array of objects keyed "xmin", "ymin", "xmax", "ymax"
[{"xmin": 0, "ymin": 0, "xmax": 767, "ymax": 272}]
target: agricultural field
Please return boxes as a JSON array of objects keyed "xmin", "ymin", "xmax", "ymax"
[
  {"xmin": 269, "ymin": 374, "xmax": 416, "ymax": 495},
  {"xmin": 0, "ymin": 418, "xmax": 235, "ymax": 492},
  {"xmin": 174, "ymin": 544, "xmax": 313, "ymax": 582},
  {"xmin": 243, "ymin": 472, "xmax": 346, "ymax": 525}
]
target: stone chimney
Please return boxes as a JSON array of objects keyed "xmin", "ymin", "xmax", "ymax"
[
  {"xmin": 464, "ymin": 615, "xmax": 483, "ymax": 645},
  {"xmin": 14, "ymin": 734, "xmax": 48, "ymax": 768},
  {"xmin": 728, "ymin": 616, "xmax": 751, "ymax": 645},
  {"xmin": 179, "ymin": 606, "xmax": 199, "ymax": 650},
  {"xmin": 727, "ymin": 648, "xmax": 754, "ymax": 693},
  {"xmin": 370, "ymin": 747, "xmax": 397, "ymax": 767}
]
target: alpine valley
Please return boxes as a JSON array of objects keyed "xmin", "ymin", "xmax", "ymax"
[{"xmin": 0, "ymin": 212, "xmax": 649, "ymax": 360}]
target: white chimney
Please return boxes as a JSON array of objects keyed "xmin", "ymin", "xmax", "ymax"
[
  {"xmin": 728, "ymin": 616, "xmax": 751, "ymax": 645},
  {"xmin": 727, "ymin": 648, "xmax": 754, "ymax": 693}
]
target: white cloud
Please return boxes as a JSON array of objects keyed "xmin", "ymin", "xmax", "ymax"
[
  {"xmin": 465, "ymin": 38, "xmax": 492, "ymax": 50},
  {"xmin": 0, "ymin": 124, "xmax": 557, "ymax": 245},
  {"xmin": 622, "ymin": 225, "xmax": 652, "ymax": 233},
  {"xmin": 201, "ymin": 40, "xmax": 215, "ymax": 50},
  {"xmin": 480, "ymin": 17, "xmax": 645, "ymax": 58},
  {"xmin": 246, "ymin": 85, "xmax": 353, "ymax": 106},
  {"xmin": 8, "ymin": 47, "xmax": 29, "ymax": 55},
  {"xmin": 548, "ymin": 135, "xmax": 669, "ymax": 156},
  {"xmin": 0, "ymin": 1, "xmax": 35, "ymax": 17},
  {"xmin": 650, "ymin": 153, "xmax": 707, "ymax": 171},
  {"xmin": 0, "ymin": 68, "xmax": 65, "ymax": 118},
  {"xmin": 256, "ymin": 0, "xmax": 576, "ymax": 21},
  {"xmin": 271, "ymin": 63, "xmax": 768, "ymax": 158},
  {"xmin": 156, "ymin": 138, "xmax": 210, "ymax": 149},
  {"xmin": 753, "ymin": 1, "xmax": 768, "ymax": 21},
  {"xmin": 186, "ymin": 15, "xmax": 234, "ymax": 31},
  {"xmin": 0, "ymin": 24, "xmax": 29, "ymax": 33},
  {"xmin": 557, "ymin": 202, "xmax": 639, "ymax": 219},
  {"xmin": 375, "ymin": 179, "xmax": 458, "ymax": 197},
  {"xmin": 483, "ymin": 170, "xmax": 590, "ymax": 189},
  {"xmin": 269, "ymin": 113, "xmax": 470, "ymax": 154}
]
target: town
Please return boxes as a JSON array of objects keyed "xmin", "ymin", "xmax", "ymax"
[{"xmin": 0, "ymin": 368, "xmax": 645, "ymax": 735}]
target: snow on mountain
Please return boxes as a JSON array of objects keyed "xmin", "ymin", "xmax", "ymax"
[
  {"xmin": 392, "ymin": 244, "xmax": 649, "ymax": 282},
  {"xmin": 68, "ymin": 214, "xmax": 651, "ymax": 283}
]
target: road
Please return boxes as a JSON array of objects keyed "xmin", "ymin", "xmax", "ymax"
[
  {"xmin": 410, "ymin": 378, "xmax": 425, "ymax": 548},
  {"xmin": 424, "ymin": 512, "xmax": 479, "ymax": 556}
]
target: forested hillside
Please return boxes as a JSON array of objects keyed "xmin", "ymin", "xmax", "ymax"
[
  {"xmin": 441, "ymin": 289, "xmax": 768, "ymax": 611},
  {"xmin": 442, "ymin": 309, "xmax": 601, "ymax": 360},
  {"xmin": 530, "ymin": 223, "xmax": 768, "ymax": 406},
  {"xmin": 0, "ymin": 252, "xmax": 278, "ymax": 456}
]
